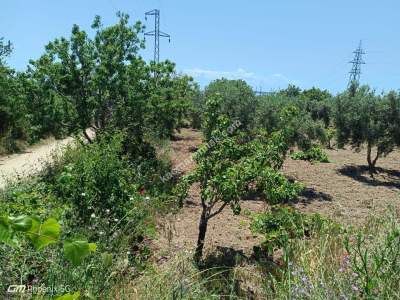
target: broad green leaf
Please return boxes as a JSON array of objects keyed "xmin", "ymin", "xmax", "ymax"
[
  {"xmin": 9, "ymin": 216, "xmax": 33, "ymax": 232},
  {"xmin": 27, "ymin": 218, "xmax": 61, "ymax": 250},
  {"xmin": 88, "ymin": 243, "xmax": 97, "ymax": 251},
  {"xmin": 0, "ymin": 222, "xmax": 17, "ymax": 247},
  {"xmin": 64, "ymin": 240, "xmax": 97, "ymax": 266},
  {"xmin": 101, "ymin": 252, "xmax": 113, "ymax": 267},
  {"xmin": 55, "ymin": 291, "xmax": 80, "ymax": 300}
]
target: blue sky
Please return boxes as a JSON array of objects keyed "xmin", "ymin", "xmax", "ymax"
[{"xmin": 1, "ymin": 0, "xmax": 399, "ymax": 93}]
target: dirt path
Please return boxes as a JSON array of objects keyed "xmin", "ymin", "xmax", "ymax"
[
  {"xmin": 0, "ymin": 136, "xmax": 74, "ymax": 189},
  {"xmin": 152, "ymin": 129, "xmax": 400, "ymax": 262}
]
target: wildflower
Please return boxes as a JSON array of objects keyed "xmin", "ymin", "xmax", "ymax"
[
  {"xmin": 90, "ymin": 213, "xmax": 96, "ymax": 218},
  {"xmin": 114, "ymin": 218, "xmax": 119, "ymax": 222},
  {"xmin": 145, "ymin": 196, "xmax": 150, "ymax": 200},
  {"xmin": 138, "ymin": 187, "xmax": 146, "ymax": 195},
  {"xmin": 352, "ymin": 285, "xmax": 359, "ymax": 292},
  {"xmin": 127, "ymin": 251, "xmax": 131, "ymax": 255},
  {"xmin": 338, "ymin": 267, "xmax": 345, "ymax": 273},
  {"xmin": 81, "ymin": 192, "xmax": 86, "ymax": 197},
  {"xmin": 99, "ymin": 231, "xmax": 104, "ymax": 235},
  {"xmin": 105, "ymin": 209, "xmax": 110, "ymax": 214},
  {"xmin": 301, "ymin": 275, "xmax": 309, "ymax": 283},
  {"xmin": 298, "ymin": 287, "xmax": 306, "ymax": 295}
]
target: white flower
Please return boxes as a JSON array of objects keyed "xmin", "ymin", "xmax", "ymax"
[
  {"xmin": 99, "ymin": 231, "xmax": 104, "ymax": 235},
  {"xmin": 129, "ymin": 197, "xmax": 134, "ymax": 201},
  {"xmin": 145, "ymin": 196, "xmax": 150, "ymax": 200},
  {"xmin": 91, "ymin": 213, "xmax": 96, "ymax": 218},
  {"xmin": 81, "ymin": 192, "xmax": 86, "ymax": 197},
  {"xmin": 105, "ymin": 209, "xmax": 110, "ymax": 214},
  {"xmin": 114, "ymin": 218, "xmax": 119, "ymax": 222},
  {"xmin": 127, "ymin": 251, "xmax": 131, "ymax": 255}
]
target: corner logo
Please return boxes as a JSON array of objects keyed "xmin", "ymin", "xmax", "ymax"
[{"xmin": 7, "ymin": 285, "xmax": 26, "ymax": 294}]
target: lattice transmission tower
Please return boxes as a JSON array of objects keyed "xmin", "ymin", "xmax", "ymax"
[
  {"xmin": 348, "ymin": 40, "xmax": 366, "ymax": 87},
  {"xmin": 144, "ymin": 9, "xmax": 170, "ymax": 63}
]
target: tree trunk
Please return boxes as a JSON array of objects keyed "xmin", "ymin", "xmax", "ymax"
[
  {"xmin": 194, "ymin": 206, "xmax": 208, "ymax": 264},
  {"xmin": 83, "ymin": 129, "xmax": 93, "ymax": 144},
  {"xmin": 367, "ymin": 144, "xmax": 379, "ymax": 177}
]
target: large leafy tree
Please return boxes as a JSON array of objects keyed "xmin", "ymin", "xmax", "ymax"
[
  {"xmin": 28, "ymin": 13, "xmax": 145, "ymax": 143},
  {"xmin": 145, "ymin": 61, "xmax": 198, "ymax": 139},
  {"xmin": 335, "ymin": 86, "xmax": 400, "ymax": 175},
  {"xmin": 204, "ymin": 78, "xmax": 257, "ymax": 134},
  {"xmin": 0, "ymin": 40, "xmax": 31, "ymax": 150}
]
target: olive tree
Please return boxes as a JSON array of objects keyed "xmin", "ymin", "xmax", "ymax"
[
  {"xmin": 335, "ymin": 86, "xmax": 400, "ymax": 175},
  {"xmin": 204, "ymin": 79, "xmax": 257, "ymax": 133}
]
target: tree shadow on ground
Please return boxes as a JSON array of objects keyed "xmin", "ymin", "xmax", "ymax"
[
  {"xmin": 298, "ymin": 187, "xmax": 333, "ymax": 203},
  {"xmin": 338, "ymin": 165, "xmax": 400, "ymax": 190},
  {"xmin": 242, "ymin": 185, "xmax": 333, "ymax": 205},
  {"xmin": 199, "ymin": 246, "xmax": 279, "ymax": 299},
  {"xmin": 285, "ymin": 176, "xmax": 333, "ymax": 205}
]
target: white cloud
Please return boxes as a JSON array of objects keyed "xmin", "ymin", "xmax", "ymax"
[{"xmin": 183, "ymin": 67, "xmax": 294, "ymax": 89}]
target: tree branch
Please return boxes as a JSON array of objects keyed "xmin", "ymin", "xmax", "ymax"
[{"xmin": 208, "ymin": 202, "xmax": 228, "ymax": 220}]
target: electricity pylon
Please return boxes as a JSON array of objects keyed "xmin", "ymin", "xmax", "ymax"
[
  {"xmin": 144, "ymin": 9, "xmax": 170, "ymax": 63},
  {"xmin": 348, "ymin": 40, "xmax": 366, "ymax": 87}
]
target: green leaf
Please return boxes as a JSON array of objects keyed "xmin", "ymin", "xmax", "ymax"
[
  {"xmin": 0, "ymin": 222, "xmax": 17, "ymax": 247},
  {"xmin": 55, "ymin": 291, "xmax": 80, "ymax": 300},
  {"xmin": 101, "ymin": 252, "xmax": 113, "ymax": 267},
  {"xmin": 9, "ymin": 216, "xmax": 33, "ymax": 232},
  {"xmin": 88, "ymin": 243, "xmax": 97, "ymax": 251},
  {"xmin": 27, "ymin": 218, "xmax": 61, "ymax": 250},
  {"xmin": 64, "ymin": 240, "xmax": 97, "ymax": 266}
]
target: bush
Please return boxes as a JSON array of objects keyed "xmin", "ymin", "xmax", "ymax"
[
  {"xmin": 291, "ymin": 145, "xmax": 330, "ymax": 162},
  {"xmin": 251, "ymin": 206, "xmax": 335, "ymax": 254},
  {"xmin": 53, "ymin": 132, "xmax": 138, "ymax": 226}
]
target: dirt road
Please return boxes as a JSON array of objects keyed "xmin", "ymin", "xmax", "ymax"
[{"xmin": 0, "ymin": 137, "xmax": 74, "ymax": 189}]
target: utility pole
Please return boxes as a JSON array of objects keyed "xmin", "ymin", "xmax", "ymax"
[
  {"xmin": 348, "ymin": 40, "xmax": 366, "ymax": 87},
  {"xmin": 144, "ymin": 9, "xmax": 170, "ymax": 63},
  {"xmin": 254, "ymin": 87, "xmax": 271, "ymax": 96}
]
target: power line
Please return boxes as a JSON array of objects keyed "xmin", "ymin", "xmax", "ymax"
[
  {"xmin": 348, "ymin": 40, "xmax": 366, "ymax": 87},
  {"xmin": 254, "ymin": 86, "xmax": 273, "ymax": 96},
  {"xmin": 144, "ymin": 9, "xmax": 170, "ymax": 63}
]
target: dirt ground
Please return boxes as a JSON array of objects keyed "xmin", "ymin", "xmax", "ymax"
[
  {"xmin": 0, "ymin": 136, "xmax": 74, "ymax": 189},
  {"xmin": 284, "ymin": 147, "xmax": 400, "ymax": 226},
  {"xmin": 152, "ymin": 128, "xmax": 400, "ymax": 260},
  {"xmin": 0, "ymin": 130, "xmax": 94, "ymax": 189}
]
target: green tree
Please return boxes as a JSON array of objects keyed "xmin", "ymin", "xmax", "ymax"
[
  {"xmin": 178, "ymin": 105, "xmax": 302, "ymax": 263},
  {"xmin": 28, "ymin": 13, "xmax": 145, "ymax": 143},
  {"xmin": 145, "ymin": 61, "xmax": 197, "ymax": 138},
  {"xmin": 204, "ymin": 79, "xmax": 256, "ymax": 133},
  {"xmin": 335, "ymin": 86, "xmax": 400, "ymax": 175}
]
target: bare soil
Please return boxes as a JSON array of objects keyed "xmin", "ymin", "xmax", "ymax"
[
  {"xmin": 284, "ymin": 147, "xmax": 400, "ymax": 226},
  {"xmin": 0, "ymin": 131, "xmax": 94, "ymax": 189},
  {"xmin": 152, "ymin": 129, "xmax": 400, "ymax": 261},
  {"xmin": 0, "ymin": 136, "xmax": 74, "ymax": 189}
]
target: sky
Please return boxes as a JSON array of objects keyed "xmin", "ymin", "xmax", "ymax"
[{"xmin": 1, "ymin": 0, "xmax": 399, "ymax": 93}]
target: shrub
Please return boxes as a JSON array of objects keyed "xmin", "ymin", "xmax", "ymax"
[
  {"xmin": 54, "ymin": 132, "xmax": 138, "ymax": 226},
  {"xmin": 251, "ymin": 206, "xmax": 335, "ymax": 255},
  {"xmin": 291, "ymin": 145, "xmax": 330, "ymax": 163}
]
